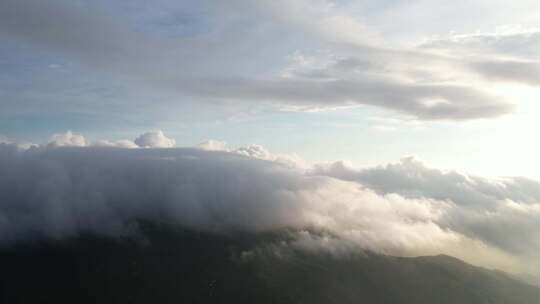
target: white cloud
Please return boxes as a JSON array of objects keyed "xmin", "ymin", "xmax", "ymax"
[
  {"xmin": 421, "ymin": 26, "xmax": 540, "ymax": 60},
  {"xmin": 196, "ymin": 139, "xmax": 228, "ymax": 151},
  {"xmin": 45, "ymin": 131, "xmax": 142, "ymax": 149},
  {"xmin": 195, "ymin": 141, "xmax": 307, "ymax": 168},
  {"xmin": 419, "ymin": 26, "xmax": 540, "ymax": 86},
  {"xmin": 134, "ymin": 130, "xmax": 176, "ymax": 148},
  {"xmin": 234, "ymin": 144, "xmax": 273, "ymax": 160},
  {"xmin": 47, "ymin": 131, "xmax": 87, "ymax": 147},
  {"xmin": 234, "ymin": 144, "xmax": 307, "ymax": 168},
  {"xmin": 94, "ymin": 139, "xmax": 138, "ymax": 148},
  {"xmin": 312, "ymin": 157, "xmax": 540, "ymax": 273}
]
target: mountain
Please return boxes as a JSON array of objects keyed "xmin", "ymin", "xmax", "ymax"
[{"xmin": 1, "ymin": 222, "xmax": 538, "ymax": 304}]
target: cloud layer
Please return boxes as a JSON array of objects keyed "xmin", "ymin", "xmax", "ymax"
[
  {"xmin": 314, "ymin": 158, "xmax": 540, "ymax": 270},
  {"xmin": 5, "ymin": 0, "xmax": 540, "ymax": 121},
  {"xmin": 2, "ymin": 136, "xmax": 540, "ymax": 275}
]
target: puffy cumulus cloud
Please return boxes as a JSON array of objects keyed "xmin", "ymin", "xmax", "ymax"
[
  {"xmin": 196, "ymin": 140, "xmax": 228, "ymax": 151},
  {"xmin": 134, "ymin": 130, "xmax": 176, "ymax": 148},
  {"xmin": 42, "ymin": 131, "xmax": 171, "ymax": 149},
  {"xmin": 0, "ymin": 143, "xmax": 530, "ymax": 274},
  {"xmin": 234, "ymin": 144, "xmax": 273, "ymax": 160},
  {"xmin": 47, "ymin": 131, "xmax": 87, "ymax": 147}
]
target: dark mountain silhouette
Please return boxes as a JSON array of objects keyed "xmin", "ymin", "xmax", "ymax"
[{"xmin": 1, "ymin": 222, "xmax": 538, "ymax": 304}]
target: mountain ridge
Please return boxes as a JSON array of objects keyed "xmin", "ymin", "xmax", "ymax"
[{"xmin": 1, "ymin": 223, "xmax": 538, "ymax": 304}]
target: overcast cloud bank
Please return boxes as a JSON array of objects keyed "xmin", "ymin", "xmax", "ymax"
[{"xmin": 2, "ymin": 131, "xmax": 540, "ymax": 275}]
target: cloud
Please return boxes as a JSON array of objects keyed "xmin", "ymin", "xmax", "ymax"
[
  {"xmin": 196, "ymin": 140, "xmax": 228, "ymax": 151},
  {"xmin": 48, "ymin": 131, "xmax": 87, "ymax": 147},
  {"xmin": 134, "ymin": 130, "xmax": 176, "ymax": 148},
  {"xmin": 469, "ymin": 60, "xmax": 540, "ymax": 86},
  {"xmin": 421, "ymin": 27, "xmax": 540, "ymax": 60},
  {"xmin": 233, "ymin": 144, "xmax": 307, "ymax": 168},
  {"xmin": 183, "ymin": 77, "xmax": 513, "ymax": 120},
  {"xmin": 45, "ymin": 130, "xmax": 171, "ymax": 149},
  {"xmin": 0, "ymin": 0, "xmax": 518, "ymax": 121},
  {"xmin": 0, "ymin": 144, "xmax": 315, "ymax": 242},
  {"xmin": 1, "ymin": 142, "xmax": 536, "ymax": 274},
  {"xmin": 196, "ymin": 141, "xmax": 306, "ymax": 168},
  {"xmin": 234, "ymin": 144, "xmax": 273, "ymax": 160},
  {"xmin": 0, "ymin": 135, "xmax": 37, "ymax": 150},
  {"xmin": 312, "ymin": 157, "xmax": 540, "ymax": 272},
  {"xmin": 94, "ymin": 139, "xmax": 138, "ymax": 149},
  {"xmin": 421, "ymin": 27, "xmax": 540, "ymax": 86},
  {"xmin": 313, "ymin": 156, "xmax": 540, "ymax": 209}
]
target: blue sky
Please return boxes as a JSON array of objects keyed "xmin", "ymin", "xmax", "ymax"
[{"xmin": 3, "ymin": 0, "xmax": 540, "ymax": 178}]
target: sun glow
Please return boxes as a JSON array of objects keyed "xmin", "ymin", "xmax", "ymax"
[{"xmin": 461, "ymin": 83, "xmax": 540, "ymax": 179}]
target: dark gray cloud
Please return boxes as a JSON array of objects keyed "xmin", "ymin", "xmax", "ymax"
[{"xmin": 0, "ymin": 144, "xmax": 311, "ymax": 241}]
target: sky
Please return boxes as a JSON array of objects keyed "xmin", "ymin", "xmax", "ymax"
[
  {"xmin": 3, "ymin": 0, "xmax": 540, "ymax": 277},
  {"xmin": 2, "ymin": 0, "xmax": 540, "ymax": 179}
]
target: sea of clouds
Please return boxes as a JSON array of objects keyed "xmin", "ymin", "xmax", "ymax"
[{"xmin": 1, "ymin": 130, "xmax": 540, "ymax": 276}]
